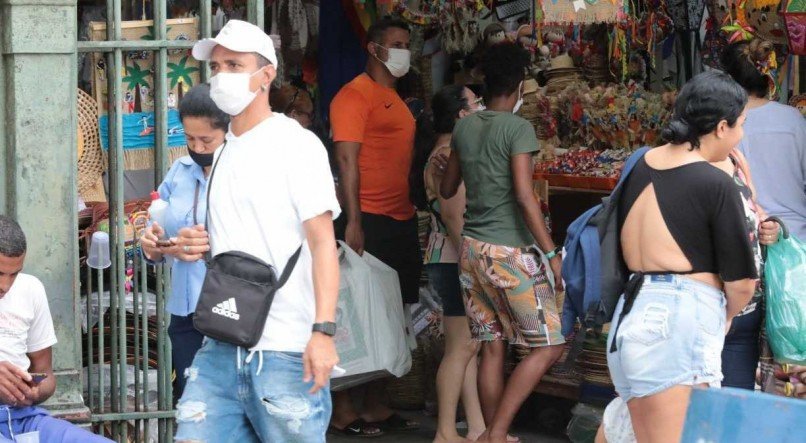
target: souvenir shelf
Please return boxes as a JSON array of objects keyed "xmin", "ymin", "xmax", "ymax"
[{"xmin": 524, "ymin": 81, "xmax": 673, "ymax": 192}]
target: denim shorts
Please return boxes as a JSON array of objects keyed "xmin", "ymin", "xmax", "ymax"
[
  {"xmin": 427, "ymin": 263, "xmax": 464, "ymax": 317},
  {"xmin": 175, "ymin": 339, "xmax": 332, "ymax": 442},
  {"xmin": 606, "ymin": 274, "xmax": 726, "ymax": 402}
]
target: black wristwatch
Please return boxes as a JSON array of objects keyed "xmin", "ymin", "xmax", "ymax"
[{"xmin": 312, "ymin": 322, "xmax": 337, "ymax": 337}]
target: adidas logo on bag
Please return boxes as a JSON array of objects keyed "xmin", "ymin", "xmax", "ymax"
[{"xmin": 212, "ymin": 297, "xmax": 240, "ymax": 320}]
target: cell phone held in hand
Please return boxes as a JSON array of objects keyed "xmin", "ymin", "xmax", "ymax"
[
  {"xmin": 29, "ymin": 373, "xmax": 48, "ymax": 384},
  {"xmin": 156, "ymin": 239, "xmax": 174, "ymax": 248}
]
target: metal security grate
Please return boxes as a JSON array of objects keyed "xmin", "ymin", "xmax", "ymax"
[{"xmin": 75, "ymin": 1, "xmax": 262, "ymax": 441}]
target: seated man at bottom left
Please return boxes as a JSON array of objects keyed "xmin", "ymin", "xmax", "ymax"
[{"xmin": 0, "ymin": 215, "xmax": 112, "ymax": 443}]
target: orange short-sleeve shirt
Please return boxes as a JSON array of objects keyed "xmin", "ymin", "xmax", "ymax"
[{"xmin": 330, "ymin": 74, "xmax": 416, "ymax": 221}]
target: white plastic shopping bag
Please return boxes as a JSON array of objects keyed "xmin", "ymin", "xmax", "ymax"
[
  {"xmin": 331, "ymin": 242, "xmax": 412, "ymax": 390},
  {"xmin": 602, "ymin": 397, "xmax": 636, "ymax": 443}
]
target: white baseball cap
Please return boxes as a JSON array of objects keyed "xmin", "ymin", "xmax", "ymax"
[{"xmin": 192, "ymin": 20, "xmax": 278, "ymax": 66}]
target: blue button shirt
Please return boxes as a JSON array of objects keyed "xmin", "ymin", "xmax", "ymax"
[
  {"xmin": 738, "ymin": 102, "xmax": 806, "ymax": 240},
  {"xmin": 157, "ymin": 156, "xmax": 208, "ymax": 316}
]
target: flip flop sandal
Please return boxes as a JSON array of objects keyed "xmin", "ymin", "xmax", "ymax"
[
  {"xmin": 371, "ymin": 413, "xmax": 420, "ymax": 432},
  {"xmin": 328, "ymin": 419, "xmax": 384, "ymax": 438}
]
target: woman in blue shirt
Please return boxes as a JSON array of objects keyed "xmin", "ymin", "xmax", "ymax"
[
  {"xmin": 720, "ymin": 39, "xmax": 803, "ymax": 391},
  {"xmin": 140, "ymin": 84, "xmax": 228, "ymax": 400}
]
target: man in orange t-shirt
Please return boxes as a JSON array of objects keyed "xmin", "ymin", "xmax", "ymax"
[{"xmin": 329, "ymin": 17, "xmax": 421, "ymax": 437}]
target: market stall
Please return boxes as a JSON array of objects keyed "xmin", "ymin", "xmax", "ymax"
[
  {"xmin": 368, "ymin": 0, "xmax": 806, "ymax": 419},
  {"xmin": 70, "ymin": 0, "xmax": 805, "ymax": 435}
]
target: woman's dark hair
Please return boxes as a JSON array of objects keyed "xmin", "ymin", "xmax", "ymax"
[
  {"xmin": 432, "ymin": 85, "xmax": 469, "ymax": 134},
  {"xmin": 179, "ymin": 84, "xmax": 230, "ymax": 131},
  {"xmin": 661, "ymin": 71, "xmax": 748, "ymax": 150},
  {"xmin": 720, "ymin": 38, "xmax": 774, "ymax": 98},
  {"xmin": 408, "ymin": 85, "xmax": 471, "ymax": 210},
  {"xmin": 481, "ymin": 42, "xmax": 530, "ymax": 98}
]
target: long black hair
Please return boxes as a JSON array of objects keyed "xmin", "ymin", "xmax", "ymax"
[
  {"xmin": 409, "ymin": 85, "xmax": 470, "ymax": 210},
  {"xmin": 661, "ymin": 71, "xmax": 747, "ymax": 150}
]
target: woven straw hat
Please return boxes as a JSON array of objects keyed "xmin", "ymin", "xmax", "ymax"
[{"xmin": 77, "ymin": 88, "xmax": 107, "ymax": 202}]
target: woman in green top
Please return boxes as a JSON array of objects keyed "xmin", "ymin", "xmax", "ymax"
[{"xmin": 441, "ymin": 42, "xmax": 564, "ymax": 443}]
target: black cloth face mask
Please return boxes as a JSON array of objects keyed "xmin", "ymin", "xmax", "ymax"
[{"xmin": 188, "ymin": 148, "xmax": 215, "ymax": 167}]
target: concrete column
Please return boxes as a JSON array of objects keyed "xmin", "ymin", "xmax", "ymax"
[{"xmin": 0, "ymin": 0, "xmax": 87, "ymax": 419}]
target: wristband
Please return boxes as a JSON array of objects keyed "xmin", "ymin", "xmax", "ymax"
[{"xmin": 545, "ymin": 246, "xmax": 562, "ymax": 260}]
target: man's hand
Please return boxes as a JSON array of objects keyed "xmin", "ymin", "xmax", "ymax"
[
  {"xmin": 0, "ymin": 362, "xmax": 32, "ymax": 406},
  {"xmin": 303, "ymin": 333, "xmax": 339, "ymax": 394},
  {"xmin": 549, "ymin": 256, "xmax": 564, "ymax": 293},
  {"xmin": 171, "ymin": 224, "xmax": 210, "ymax": 262},
  {"xmin": 19, "ymin": 384, "xmax": 41, "ymax": 407},
  {"xmin": 344, "ymin": 222, "xmax": 364, "ymax": 256},
  {"xmin": 140, "ymin": 222, "xmax": 166, "ymax": 260}
]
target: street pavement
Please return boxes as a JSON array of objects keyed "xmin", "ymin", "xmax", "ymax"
[{"xmin": 328, "ymin": 409, "xmax": 571, "ymax": 443}]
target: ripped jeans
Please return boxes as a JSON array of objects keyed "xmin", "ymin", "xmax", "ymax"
[
  {"xmin": 174, "ymin": 338, "xmax": 331, "ymax": 443},
  {"xmin": 606, "ymin": 274, "xmax": 727, "ymax": 402}
]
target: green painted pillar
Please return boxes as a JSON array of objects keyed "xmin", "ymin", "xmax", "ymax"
[{"xmin": 0, "ymin": 0, "xmax": 88, "ymax": 420}]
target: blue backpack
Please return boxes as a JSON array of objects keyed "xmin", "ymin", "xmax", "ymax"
[{"xmin": 561, "ymin": 147, "xmax": 650, "ymax": 336}]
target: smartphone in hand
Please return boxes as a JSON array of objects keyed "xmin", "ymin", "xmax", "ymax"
[
  {"xmin": 156, "ymin": 239, "xmax": 174, "ymax": 248},
  {"xmin": 29, "ymin": 373, "xmax": 48, "ymax": 384}
]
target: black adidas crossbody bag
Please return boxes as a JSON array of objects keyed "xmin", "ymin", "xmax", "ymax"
[{"xmin": 193, "ymin": 141, "xmax": 302, "ymax": 348}]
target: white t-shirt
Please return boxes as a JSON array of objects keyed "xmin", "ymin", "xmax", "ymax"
[
  {"xmin": 208, "ymin": 114, "xmax": 341, "ymax": 352},
  {"xmin": 0, "ymin": 274, "xmax": 58, "ymax": 371}
]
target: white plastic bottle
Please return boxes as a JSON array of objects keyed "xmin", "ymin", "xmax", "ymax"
[{"xmin": 147, "ymin": 191, "xmax": 169, "ymax": 238}]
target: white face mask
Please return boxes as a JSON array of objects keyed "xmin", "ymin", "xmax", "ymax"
[
  {"xmin": 513, "ymin": 81, "xmax": 524, "ymax": 114},
  {"xmin": 209, "ymin": 67, "xmax": 265, "ymax": 116},
  {"xmin": 374, "ymin": 44, "xmax": 411, "ymax": 78}
]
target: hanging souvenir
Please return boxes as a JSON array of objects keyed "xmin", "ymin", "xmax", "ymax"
[
  {"xmin": 783, "ymin": 0, "xmax": 806, "ymax": 55},
  {"xmin": 397, "ymin": 0, "xmax": 440, "ymax": 27},
  {"xmin": 542, "ymin": 0, "xmax": 624, "ymax": 24},
  {"xmin": 631, "ymin": 11, "xmax": 674, "ymax": 52},
  {"xmin": 275, "ymin": 0, "xmax": 309, "ymax": 76},
  {"xmin": 703, "ymin": 1, "xmax": 734, "ymax": 68},
  {"xmin": 667, "ymin": 0, "xmax": 707, "ymax": 31},
  {"xmin": 440, "ymin": 4, "xmax": 481, "ymax": 55},
  {"xmin": 708, "ymin": 0, "xmax": 748, "ymax": 26},
  {"xmin": 746, "ymin": 0, "xmax": 789, "ymax": 44}
]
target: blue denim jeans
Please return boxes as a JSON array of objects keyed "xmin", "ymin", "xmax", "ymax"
[
  {"xmin": 607, "ymin": 274, "xmax": 726, "ymax": 402},
  {"xmin": 174, "ymin": 339, "xmax": 331, "ymax": 443},
  {"xmin": 722, "ymin": 305, "xmax": 763, "ymax": 390},
  {"xmin": 168, "ymin": 314, "xmax": 205, "ymax": 402}
]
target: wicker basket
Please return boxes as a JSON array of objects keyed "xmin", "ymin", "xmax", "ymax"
[
  {"xmin": 77, "ymin": 88, "xmax": 107, "ymax": 203},
  {"xmin": 387, "ymin": 336, "xmax": 443, "ymax": 410}
]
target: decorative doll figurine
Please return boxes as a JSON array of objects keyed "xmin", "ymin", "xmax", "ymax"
[
  {"xmin": 483, "ymin": 22, "xmax": 507, "ymax": 47},
  {"xmin": 511, "ymin": 24, "xmax": 538, "ymax": 52},
  {"xmin": 544, "ymin": 29, "xmax": 565, "ymax": 58},
  {"xmin": 789, "ymin": 94, "xmax": 806, "ymax": 118}
]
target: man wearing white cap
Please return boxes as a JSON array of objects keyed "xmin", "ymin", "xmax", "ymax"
[{"xmin": 171, "ymin": 19, "xmax": 341, "ymax": 443}]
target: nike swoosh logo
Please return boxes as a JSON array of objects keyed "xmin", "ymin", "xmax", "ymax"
[
  {"xmin": 384, "ymin": 103, "xmax": 392, "ymax": 109},
  {"xmin": 347, "ymin": 427, "xmax": 361, "ymax": 433}
]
